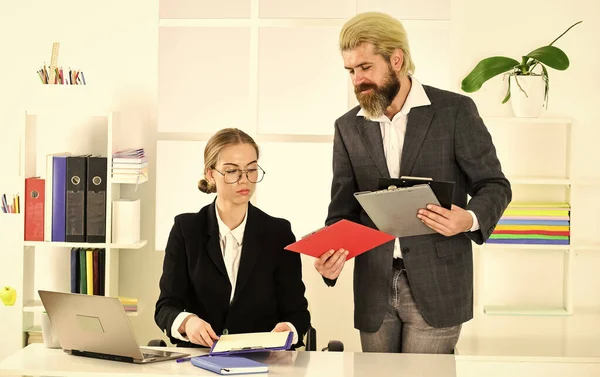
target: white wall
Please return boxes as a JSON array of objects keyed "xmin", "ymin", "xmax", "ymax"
[
  {"xmin": 1, "ymin": 0, "xmax": 599, "ymax": 357},
  {"xmin": 451, "ymin": 0, "xmax": 600, "ymax": 342}
]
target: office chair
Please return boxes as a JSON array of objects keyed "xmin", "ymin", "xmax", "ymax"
[
  {"xmin": 148, "ymin": 324, "xmax": 344, "ymax": 351},
  {"xmin": 304, "ymin": 325, "xmax": 344, "ymax": 352},
  {"xmin": 148, "ymin": 339, "xmax": 167, "ymax": 347}
]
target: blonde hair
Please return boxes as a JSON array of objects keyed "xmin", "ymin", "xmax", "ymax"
[
  {"xmin": 198, "ymin": 128, "xmax": 260, "ymax": 194},
  {"xmin": 339, "ymin": 12, "xmax": 415, "ymax": 77}
]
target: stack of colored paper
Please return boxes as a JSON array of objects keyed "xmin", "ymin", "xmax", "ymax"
[
  {"xmin": 118, "ymin": 297, "xmax": 138, "ymax": 313},
  {"xmin": 488, "ymin": 202, "xmax": 570, "ymax": 245}
]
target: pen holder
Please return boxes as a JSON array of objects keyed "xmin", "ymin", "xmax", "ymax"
[{"xmin": 41, "ymin": 312, "xmax": 61, "ymax": 348}]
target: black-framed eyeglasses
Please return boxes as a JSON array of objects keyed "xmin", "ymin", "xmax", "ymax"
[{"xmin": 212, "ymin": 165, "xmax": 266, "ymax": 184}]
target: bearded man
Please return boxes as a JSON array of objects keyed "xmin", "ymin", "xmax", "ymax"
[{"xmin": 314, "ymin": 12, "xmax": 512, "ymax": 354}]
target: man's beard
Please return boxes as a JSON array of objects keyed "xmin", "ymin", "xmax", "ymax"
[{"xmin": 355, "ymin": 67, "xmax": 401, "ymax": 119}]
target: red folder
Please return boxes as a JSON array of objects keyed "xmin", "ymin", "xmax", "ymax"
[
  {"xmin": 285, "ymin": 219, "xmax": 395, "ymax": 260},
  {"xmin": 25, "ymin": 177, "xmax": 45, "ymax": 241}
]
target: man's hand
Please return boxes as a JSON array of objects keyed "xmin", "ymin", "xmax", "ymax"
[
  {"xmin": 272, "ymin": 322, "xmax": 292, "ymax": 333},
  {"xmin": 181, "ymin": 315, "xmax": 220, "ymax": 347},
  {"xmin": 314, "ymin": 248, "xmax": 348, "ymax": 280},
  {"xmin": 417, "ymin": 204, "xmax": 473, "ymax": 237}
]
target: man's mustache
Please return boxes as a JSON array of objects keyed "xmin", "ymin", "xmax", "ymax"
[{"xmin": 355, "ymin": 83, "xmax": 377, "ymax": 94}]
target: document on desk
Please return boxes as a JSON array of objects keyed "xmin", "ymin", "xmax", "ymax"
[
  {"xmin": 191, "ymin": 355, "xmax": 268, "ymax": 375},
  {"xmin": 284, "ymin": 219, "xmax": 395, "ymax": 260},
  {"xmin": 378, "ymin": 176, "xmax": 455, "ymax": 210},
  {"xmin": 354, "ymin": 184, "xmax": 441, "ymax": 238},
  {"xmin": 209, "ymin": 331, "xmax": 293, "ymax": 356}
]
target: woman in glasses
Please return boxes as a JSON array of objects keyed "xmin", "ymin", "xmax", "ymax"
[{"xmin": 155, "ymin": 128, "xmax": 310, "ymax": 349}]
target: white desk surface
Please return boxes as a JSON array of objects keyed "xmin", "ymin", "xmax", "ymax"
[
  {"xmin": 456, "ymin": 336, "xmax": 600, "ymax": 363},
  {"xmin": 0, "ymin": 344, "xmax": 456, "ymax": 377}
]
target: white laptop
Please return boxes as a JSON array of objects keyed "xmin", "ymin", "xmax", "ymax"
[{"xmin": 38, "ymin": 290, "xmax": 189, "ymax": 363}]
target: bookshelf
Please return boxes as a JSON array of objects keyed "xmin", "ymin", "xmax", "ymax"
[
  {"xmin": 0, "ymin": 106, "xmax": 146, "ymax": 360},
  {"xmin": 475, "ymin": 117, "xmax": 600, "ymax": 317},
  {"xmin": 23, "ymin": 240, "xmax": 148, "ymax": 249}
]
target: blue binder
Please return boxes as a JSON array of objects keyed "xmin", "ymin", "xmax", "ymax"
[
  {"xmin": 52, "ymin": 156, "xmax": 68, "ymax": 241},
  {"xmin": 191, "ymin": 355, "xmax": 268, "ymax": 375}
]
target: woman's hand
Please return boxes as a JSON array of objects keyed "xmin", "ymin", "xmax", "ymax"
[
  {"xmin": 181, "ymin": 315, "xmax": 220, "ymax": 347},
  {"xmin": 272, "ymin": 322, "xmax": 292, "ymax": 333}
]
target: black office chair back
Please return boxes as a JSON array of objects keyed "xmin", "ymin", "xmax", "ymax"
[
  {"xmin": 322, "ymin": 340, "xmax": 344, "ymax": 352},
  {"xmin": 305, "ymin": 326, "xmax": 317, "ymax": 351}
]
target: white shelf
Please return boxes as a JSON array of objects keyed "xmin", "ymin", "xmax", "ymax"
[
  {"xmin": 508, "ymin": 176, "xmax": 600, "ymax": 186},
  {"xmin": 23, "ymin": 300, "xmax": 43, "ymax": 313},
  {"xmin": 571, "ymin": 178, "xmax": 600, "ymax": 186},
  {"xmin": 572, "ymin": 243, "xmax": 600, "ymax": 251},
  {"xmin": 23, "ymin": 300, "xmax": 137, "ymax": 317},
  {"xmin": 26, "ymin": 86, "xmax": 107, "ymax": 116},
  {"xmin": 111, "ymin": 175, "xmax": 148, "ymax": 185},
  {"xmin": 483, "ymin": 116, "xmax": 572, "ymax": 125},
  {"xmin": 23, "ymin": 240, "xmax": 147, "ymax": 249},
  {"xmin": 457, "ymin": 336, "xmax": 600, "ymax": 361},
  {"xmin": 458, "ymin": 308, "xmax": 600, "ymax": 360},
  {"xmin": 508, "ymin": 176, "xmax": 571, "ymax": 185},
  {"xmin": 483, "ymin": 305, "xmax": 571, "ymax": 316}
]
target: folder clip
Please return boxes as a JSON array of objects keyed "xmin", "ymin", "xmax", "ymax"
[{"xmin": 230, "ymin": 346, "xmax": 265, "ymax": 351}]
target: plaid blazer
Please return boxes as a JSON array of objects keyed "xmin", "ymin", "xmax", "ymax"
[{"xmin": 326, "ymin": 85, "xmax": 512, "ymax": 330}]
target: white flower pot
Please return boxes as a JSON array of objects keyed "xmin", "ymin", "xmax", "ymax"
[
  {"xmin": 41, "ymin": 312, "xmax": 61, "ymax": 348},
  {"xmin": 509, "ymin": 75, "xmax": 546, "ymax": 118}
]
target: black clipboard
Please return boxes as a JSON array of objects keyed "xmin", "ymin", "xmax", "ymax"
[{"xmin": 378, "ymin": 176, "xmax": 454, "ymax": 210}]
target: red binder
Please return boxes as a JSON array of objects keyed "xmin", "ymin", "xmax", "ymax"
[
  {"xmin": 285, "ymin": 219, "xmax": 395, "ymax": 260},
  {"xmin": 25, "ymin": 177, "xmax": 45, "ymax": 241}
]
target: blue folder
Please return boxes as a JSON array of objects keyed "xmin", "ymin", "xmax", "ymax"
[{"xmin": 191, "ymin": 355, "xmax": 268, "ymax": 375}]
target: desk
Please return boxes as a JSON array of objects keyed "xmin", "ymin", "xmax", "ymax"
[
  {"xmin": 0, "ymin": 344, "xmax": 456, "ymax": 377},
  {"xmin": 456, "ymin": 337, "xmax": 600, "ymax": 377}
]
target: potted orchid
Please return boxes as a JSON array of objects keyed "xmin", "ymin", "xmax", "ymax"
[{"xmin": 461, "ymin": 21, "xmax": 582, "ymax": 117}]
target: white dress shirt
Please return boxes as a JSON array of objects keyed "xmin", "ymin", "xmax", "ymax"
[
  {"xmin": 171, "ymin": 207, "xmax": 298, "ymax": 343},
  {"xmin": 357, "ymin": 77, "xmax": 480, "ymax": 259}
]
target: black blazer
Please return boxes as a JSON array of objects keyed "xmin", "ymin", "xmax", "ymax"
[{"xmin": 155, "ymin": 201, "xmax": 310, "ymax": 347}]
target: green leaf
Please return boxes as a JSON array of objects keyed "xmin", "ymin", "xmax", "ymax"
[
  {"xmin": 502, "ymin": 76, "xmax": 511, "ymax": 104},
  {"xmin": 549, "ymin": 21, "xmax": 582, "ymax": 46},
  {"xmin": 525, "ymin": 46, "xmax": 569, "ymax": 70},
  {"xmin": 461, "ymin": 56, "xmax": 520, "ymax": 92},
  {"xmin": 541, "ymin": 65, "xmax": 550, "ymax": 108}
]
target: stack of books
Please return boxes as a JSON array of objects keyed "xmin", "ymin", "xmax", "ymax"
[
  {"xmin": 111, "ymin": 148, "xmax": 148, "ymax": 184},
  {"xmin": 70, "ymin": 248, "xmax": 106, "ymax": 295},
  {"xmin": 27, "ymin": 327, "xmax": 43, "ymax": 345},
  {"xmin": 488, "ymin": 202, "xmax": 570, "ymax": 245},
  {"xmin": 118, "ymin": 297, "xmax": 138, "ymax": 313}
]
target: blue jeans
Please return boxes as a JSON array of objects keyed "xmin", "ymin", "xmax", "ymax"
[{"xmin": 360, "ymin": 267, "xmax": 462, "ymax": 354}]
